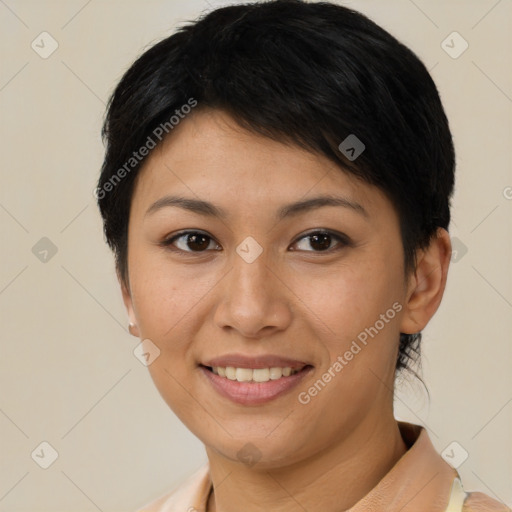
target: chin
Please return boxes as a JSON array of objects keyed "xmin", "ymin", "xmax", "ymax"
[{"xmin": 203, "ymin": 429, "xmax": 315, "ymax": 470}]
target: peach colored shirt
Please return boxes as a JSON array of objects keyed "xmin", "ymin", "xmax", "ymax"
[{"xmin": 138, "ymin": 422, "xmax": 508, "ymax": 512}]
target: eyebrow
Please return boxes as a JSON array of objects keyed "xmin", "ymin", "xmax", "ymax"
[{"xmin": 145, "ymin": 194, "xmax": 368, "ymax": 220}]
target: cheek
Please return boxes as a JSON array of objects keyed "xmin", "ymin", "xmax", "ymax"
[
  {"xmin": 129, "ymin": 252, "xmax": 214, "ymax": 342},
  {"xmin": 128, "ymin": 258, "xmax": 206, "ymax": 418},
  {"xmin": 291, "ymin": 257, "xmax": 402, "ymax": 340},
  {"xmin": 291, "ymin": 257, "xmax": 403, "ymax": 400}
]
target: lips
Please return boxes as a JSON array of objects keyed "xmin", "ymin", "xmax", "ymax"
[{"xmin": 199, "ymin": 353, "xmax": 313, "ymax": 405}]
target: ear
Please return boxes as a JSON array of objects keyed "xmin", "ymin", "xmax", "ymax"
[
  {"xmin": 120, "ymin": 274, "xmax": 140, "ymax": 338},
  {"xmin": 400, "ymin": 228, "xmax": 452, "ymax": 334}
]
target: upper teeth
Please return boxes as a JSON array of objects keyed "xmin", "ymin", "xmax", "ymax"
[{"xmin": 211, "ymin": 366, "xmax": 301, "ymax": 382}]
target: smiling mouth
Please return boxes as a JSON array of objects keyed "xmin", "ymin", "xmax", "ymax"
[
  {"xmin": 199, "ymin": 362, "xmax": 314, "ymax": 405},
  {"xmin": 201, "ymin": 365, "xmax": 312, "ymax": 382}
]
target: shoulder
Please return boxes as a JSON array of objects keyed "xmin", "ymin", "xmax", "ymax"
[
  {"xmin": 136, "ymin": 463, "xmax": 211, "ymax": 512},
  {"xmin": 463, "ymin": 491, "xmax": 511, "ymax": 511}
]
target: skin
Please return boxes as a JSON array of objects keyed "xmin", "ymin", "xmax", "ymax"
[{"xmin": 121, "ymin": 109, "xmax": 451, "ymax": 512}]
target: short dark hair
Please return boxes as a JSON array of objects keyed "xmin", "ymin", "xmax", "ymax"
[{"xmin": 97, "ymin": 0, "xmax": 455, "ymax": 374}]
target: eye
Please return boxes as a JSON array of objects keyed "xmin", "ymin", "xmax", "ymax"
[
  {"xmin": 161, "ymin": 231, "xmax": 221, "ymax": 253},
  {"xmin": 290, "ymin": 230, "xmax": 350, "ymax": 253},
  {"xmin": 161, "ymin": 229, "xmax": 350, "ymax": 255}
]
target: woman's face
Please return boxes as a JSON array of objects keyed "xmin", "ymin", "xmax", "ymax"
[{"xmin": 123, "ymin": 109, "xmax": 412, "ymax": 468}]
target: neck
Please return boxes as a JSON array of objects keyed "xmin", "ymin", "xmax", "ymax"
[{"xmin": 206, "ymin": 416, "xmax": 407, "ymax": 512}]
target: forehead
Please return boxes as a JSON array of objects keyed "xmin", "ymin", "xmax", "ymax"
[{"xmin": 130, "ymin": 109, "xmax": 392, "ymax": 222}]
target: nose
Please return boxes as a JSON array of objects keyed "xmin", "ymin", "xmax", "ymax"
[{"xmin": 213, "ymin": 249, "xmax": 293, "ymax": 339}]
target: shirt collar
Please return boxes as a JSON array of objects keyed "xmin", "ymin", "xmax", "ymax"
[{"xmin": 347, "ymin": 421, "xmax": 458, "ymax": 511}]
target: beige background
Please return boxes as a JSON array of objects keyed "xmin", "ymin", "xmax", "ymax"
[{"xmin": 0, "ymin": 0, "xmax": 511, "ymax": 510}]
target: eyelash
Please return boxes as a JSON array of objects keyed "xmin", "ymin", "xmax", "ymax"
[{"xmin": 160, "ymin": 229, "xmax": 352, "ymax": 256}]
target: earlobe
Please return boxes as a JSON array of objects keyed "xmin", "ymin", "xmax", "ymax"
[
  {"xmin": 128, "ymin": 322, "xmax": 139, "ymax": 337},
  {"xmin": 120, "ymin": 278, "xmax": 140, "ymax": 338},
  {"xmin": 399, "ymin": 228, "xmax": 451, "ymax": 335}
]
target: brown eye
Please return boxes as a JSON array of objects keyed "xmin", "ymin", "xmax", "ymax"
[
  {"xmin": 184, "ymin": 233, "xmax": 210, "ymax": 251},
  {"xmin": 163, "ymin": 231, "xmax": 221, "ymax": 253},
  {"xmin": 308, "ymin": 233, "xmax": 333, "ymax": 251},
  {"xmin": 291, "ymin": 230, "xmax": 349, "ymax": 253}
]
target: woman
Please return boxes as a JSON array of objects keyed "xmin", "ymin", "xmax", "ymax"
[{"xmin": 96, "ymin": 1, "xmax": 507, "ymax": 510}]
